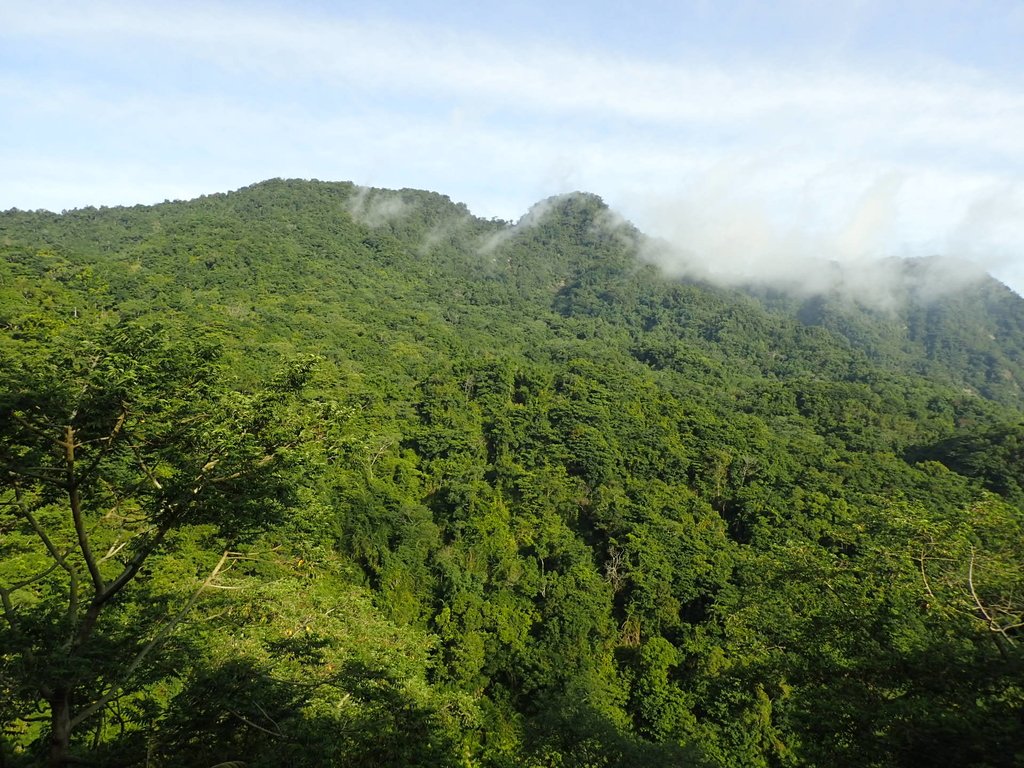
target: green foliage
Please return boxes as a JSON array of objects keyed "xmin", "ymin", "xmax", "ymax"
[
  {"xmin": 2, "ymin": 179, "xmax": 1024, "ymax": 766},
  {"xmin": 0, "ymin": 319, "xmax": 323, "ymax": 765}
]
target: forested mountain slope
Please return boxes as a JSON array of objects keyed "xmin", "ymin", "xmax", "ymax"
[{"xmin": 2, "ymin": 179, "xmax": 1023, "ymax": 767}]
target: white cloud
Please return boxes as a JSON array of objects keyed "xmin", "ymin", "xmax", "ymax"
[{"xmin": 2, "ymin": 1, "xmax": 1023, "ymax": 294}]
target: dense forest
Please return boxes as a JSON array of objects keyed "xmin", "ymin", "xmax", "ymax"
[{"xmin": 2, "ymin": 179, "xmax": 1022, "ymax": 767}]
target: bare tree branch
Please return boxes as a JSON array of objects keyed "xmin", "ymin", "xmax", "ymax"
[
  {"xmin": 128, "ymin": 442, "xmax": 163, "ymax": 491},
  {"xmin": 69, "ymin": 550, "xmax": 235, "ymax": 730},
  {"xmin": 78, "ymin": 406, "xmax": 129, "ymax": 482},
  {"xmin": 10, "ymin": 412, "xmax": 62, "ymax": 444},
  {"xmin": 64, "ymin": 425, "xmax": 105, "ymax": 594},
  {"xmin": 11, "ymin": 486, "xmax": 75, "ymax": 575},
  {"xmin": 94, "ymin": 525, "xmax": 171, "ymax": 608},
  {"xmin": 228, "ymin": 709, "xmax": 288, "ymax": 739},
  {"xmin": 4, "ymin": 562, "xmax": 60, "ymax": 595}
]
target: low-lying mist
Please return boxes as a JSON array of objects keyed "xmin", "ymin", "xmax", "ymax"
[
  {"xmin": 342, "ymin": 180, "xmax": 1009, "ymax": 309},
  {"xmin": 618, "ymin": 177, "xmax": 1010, "ymax": 308}
]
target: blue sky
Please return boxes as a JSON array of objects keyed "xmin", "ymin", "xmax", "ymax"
[{"xmin": 2, "ymin": 0, "xmax": 1023, "ymax": 294}]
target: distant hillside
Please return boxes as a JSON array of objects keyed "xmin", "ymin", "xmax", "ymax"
[{"xmin": 2, "ymin": 179, "xmax": 1023, "ymax": 768}]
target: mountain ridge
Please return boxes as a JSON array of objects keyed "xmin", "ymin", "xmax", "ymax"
[{"xmin": 2, "ymin": 177, "xmax": 1023, "ymax": 767}]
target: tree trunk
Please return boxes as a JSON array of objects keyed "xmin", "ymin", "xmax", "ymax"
[{"xmin": 48, "ymin": 690, "xmax": 72, "ymax": 768}]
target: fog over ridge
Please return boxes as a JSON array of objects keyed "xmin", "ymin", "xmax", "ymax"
[
  {"xmin": 613, "ymin": 174, "xmax": 1017, "ymax": 306},
  {"xmin": 488, "ymin": 182, "xmax": 1004, "ymax": 309}
]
